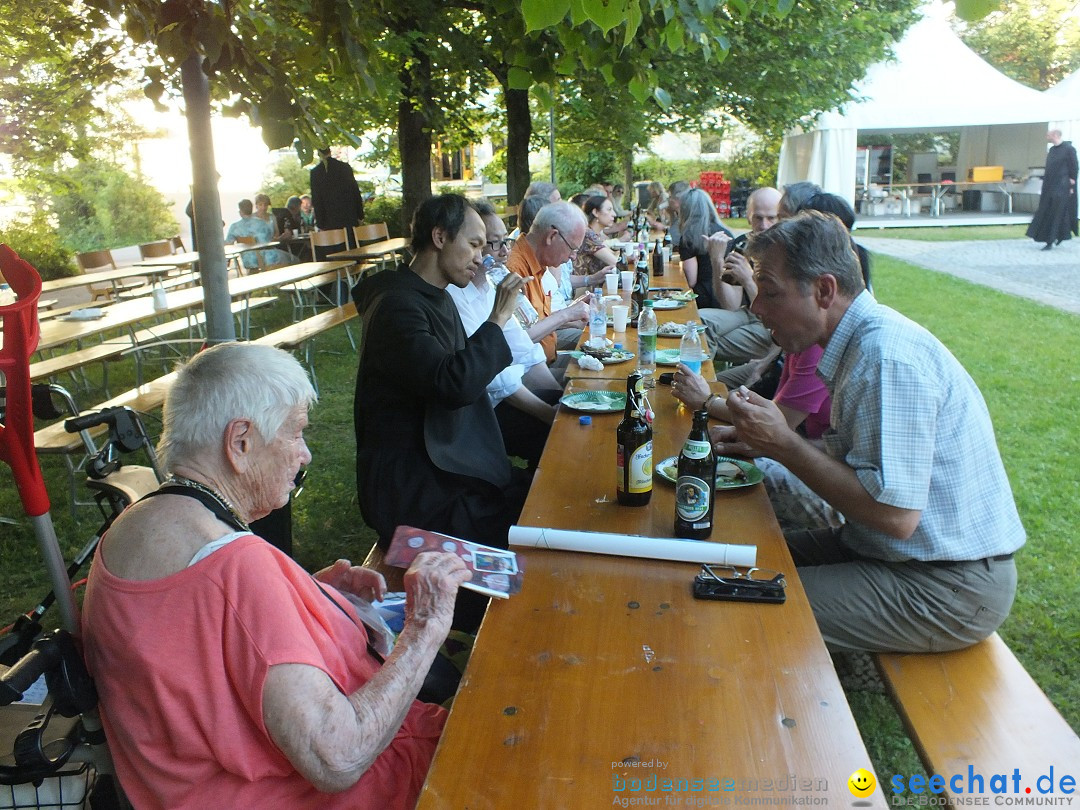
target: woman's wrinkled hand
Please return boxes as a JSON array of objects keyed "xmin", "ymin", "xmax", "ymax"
[
  {"xmin": 314, "ymin": 559, "xmax": 387, "ymax": 603},
  {"xmin": 403, "ymin": 551, "xmax": 471, "ymax": 632}
]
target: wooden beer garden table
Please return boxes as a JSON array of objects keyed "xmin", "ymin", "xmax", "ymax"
[
  {"xmin": 35, "ymin": 261, "xmax": 354, "ymax": 352},
  {"xmin": 565, "ymin": 260, "xmax": 714, "ymax": 382},
  {"xmin": 327, "ymin": 237, "xmax": 410, "ymax": 265},
  {"xmin": 416, "ymin": 261, "xmax": 885, "ymax": 806}
]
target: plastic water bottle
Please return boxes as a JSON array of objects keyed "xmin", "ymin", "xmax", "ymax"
[
  {"xmin": 637, "ymin": 299, "xmax": 657, "ymax": 377},
  {"xmin": 152, "ymin": 282, "xmax": 168, "ymax": 312},
  {"xmin": 589, "ymin": 287, "xmax": 607, "ymax": 348},
  {"xmin": 0, "ymin": 283, "xmax": 15, "ymax": 306},
  {"xmin": 484, "ymin": 255, "xmax": 539, "ymax": 327},
  {"xmin": 679, "ymin": 320, "xmax": 707, "ymax": 375}
]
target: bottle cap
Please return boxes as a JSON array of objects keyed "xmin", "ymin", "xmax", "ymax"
[
  {"xmin": 644, "ymin": 300, "xmax": 654, "ymax": 307},
  {"xmin": 578, "ymin": 415, "xmax": 592, "ymax": 426},
  {"xmin": 614, "ymin": 343, "xmax": 623, "ymax": 350}
]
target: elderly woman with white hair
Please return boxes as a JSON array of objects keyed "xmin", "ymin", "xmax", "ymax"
[{"xmin": 81, "ymin": 343, "xmax": 469, "ymax": 810}]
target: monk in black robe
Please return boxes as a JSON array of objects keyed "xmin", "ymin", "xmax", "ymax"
[
  {"xmin": 352, "ymin": 196, "xmax": 529, "ymax": 628},
  {"xmin": 1027, "ymin": 129, "xmax": 1078, "ymax": 250}
]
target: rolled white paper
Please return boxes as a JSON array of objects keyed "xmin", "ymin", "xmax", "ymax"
[{"xmin": 508, "ymin": 525, "xmax": 756, "ymax": 567}]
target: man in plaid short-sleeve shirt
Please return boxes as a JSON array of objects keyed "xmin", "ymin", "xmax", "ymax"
[{"xmin": 711, "ymin": 211, "xmax": 1024, "ymax": 654}]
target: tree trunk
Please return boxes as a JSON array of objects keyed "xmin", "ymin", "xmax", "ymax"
[
  {"xmin": 505, "ymin": 87, "xmax": 532, "ymax": 205},
  {"xmin": 398, "ymin": 51, "xmax": 433, "ymax": 236},
  {"xmin": 181, "ymin": 52, "xmax": 234, "ymax": 343}
]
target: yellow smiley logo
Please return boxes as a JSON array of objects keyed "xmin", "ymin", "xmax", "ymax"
[{"xmin": 848, "ymin": 768, "xmax": 877, "ymax": 798}]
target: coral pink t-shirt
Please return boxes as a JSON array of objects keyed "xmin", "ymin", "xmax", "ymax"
[{"xmin": 81, "ymin": 534, "xmax": 445, "ymax": 810}]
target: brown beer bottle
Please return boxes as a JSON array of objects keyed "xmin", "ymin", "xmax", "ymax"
[
  {"xmin": 617, "ymin": 372, "xmax": 653, "ymax": 506},
  {"xmin": 674, "ymin": 409, "xmax": 715, "ymax": 538},
  {"xmin": 651, "ymin": 239, "xmax": 664, "ymax": 276}
]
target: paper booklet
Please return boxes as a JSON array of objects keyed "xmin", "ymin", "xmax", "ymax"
[{"xmin": 386, "ymin": 526, "xmax": 524, "ymax": 599}]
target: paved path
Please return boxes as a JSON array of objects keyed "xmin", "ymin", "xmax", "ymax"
[{"xmin": 858, "ymin": 235, "xmax": 1080, "ymax": 316}]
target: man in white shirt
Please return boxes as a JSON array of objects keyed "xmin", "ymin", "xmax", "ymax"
[{"xmin": 447, "ymin": 201, "xmax": 564, "ymax": 468}]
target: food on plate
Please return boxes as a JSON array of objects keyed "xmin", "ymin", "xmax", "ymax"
[
  {"xmin": 657, "ymin": 322, "xmax": 687, "ymax": 337},
  {"xmin": 716, "ymin": 461, "xmax": 749, "ymax": 482}
]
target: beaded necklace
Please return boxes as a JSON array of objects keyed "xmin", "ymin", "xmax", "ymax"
[{"xmin": 166, "ymin": 475, "xmax": 250, "ymax": 532}]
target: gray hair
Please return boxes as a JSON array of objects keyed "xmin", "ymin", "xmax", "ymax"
[
  {"xmin": 745, "ymin": 210, "xmax": 865, "ymax": 298},
  {"xmin": 158, "ymin": 343, "xmax": 317, "ymax": 471},
  {"xmin": 530, "ymin": 201, "xmax": 587, "ymax": 236},
  {"xmin": 524, "ymin": 181, "xmax": 559, "ymax": 201},
  {"xmin": 678, "ymin": 188, "xmax": 722, "ymax": 254},
  {"xmin": 780, "ymin": 181, "xmax": 822, "ymax": 215}
]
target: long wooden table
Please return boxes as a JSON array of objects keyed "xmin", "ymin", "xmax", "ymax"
[
  {"xmin": 35, "ymin": 261, "xmax": 354, "ymax": 352},
  {"xmin": 417, "ymin": 392, "xmax": 884, "ymax": 806},
  {"xmin": 39, "ymin": 264, "xmax": 172, "ymax": 295},
  {"xmin": 566, "ymin": 261, "xmax": 711, "ymax": 382},
  {"xmin": 327, "ymin": 236, "xmax": 409, "ymax": 264}
]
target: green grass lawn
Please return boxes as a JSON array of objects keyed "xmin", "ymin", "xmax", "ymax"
[
  {"xmin": 854, "ymin": 224, "xmax": 1030, "ymax": 241},
  {"xmin": 1, "ymin": 256, "xmax": 1076, "ymax": 783}
]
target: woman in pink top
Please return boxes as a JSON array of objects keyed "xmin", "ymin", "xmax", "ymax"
[
  {"xmin": 81, "ymin": 343, "xmax": 470, "ymax": 809},
  {"xmin": 670, "ymin": 345, "xmax": 830, "ymax": 440}
]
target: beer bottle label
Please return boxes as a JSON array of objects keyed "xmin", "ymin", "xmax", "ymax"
[
  {"xmin": 628, "ymin": 440, "xmax": 653, "ymax": 493},
  {"xmin": 676, "ymin": 476, "xmax": 712, "ymax": 523},
  {"xmin": 681, "ymin": 439, "xmax": 711, "ymax": 460}
]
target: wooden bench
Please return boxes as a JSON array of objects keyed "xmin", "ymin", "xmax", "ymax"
[
  {"xmin": 254, "ymin": 302, "xmax": 358, "ymax": 392},
  {"xmin": 35, "ymin": 304, "xmax": 359, "ymax": 505},
  {"xmin": 29, "ymin": 297, "xmax": 277, "ymax": 389},
  {"xmin": 280, "ymin": 269, "xmax": 356, "ymax": 321},
  {"xmin": 117, "ymin": 272, "xmax": 199, "ymax": 300},
  {"xmin": 876, "ymin": 634, "xmax": 1080, "ymax": 792}
]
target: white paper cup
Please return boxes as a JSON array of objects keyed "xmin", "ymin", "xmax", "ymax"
[
  {"xmin": 605, "ymin": 273, "xmax": 619, "ymax": 295},
  {"xmin": 661, "ymin": 246, "xmax": 672, "ymax": 265},
  {"xmin": 611, "ymin": 305, "xmax": 630, "ymax": 332},
  {"xmin": 620, "ymin": 270, "xmax": 634, "ymax": 291}
]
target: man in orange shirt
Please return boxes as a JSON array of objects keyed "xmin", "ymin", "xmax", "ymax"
[{"xmin": 505, "ymin": 201, "xmax": 590, "ymax": 366}]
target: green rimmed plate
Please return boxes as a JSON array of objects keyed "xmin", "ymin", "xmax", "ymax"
[
  {"xmin": 559, "ymin": 390, "xmax": 627, "ymax": 413},
  {"xmin": 655, "ymin": 349, "xmax": 681, "ymax": 365},
  {"xmin": 569, "ymin": 349, "xmax": 636, "ymax": 365},
  {"xmin": 654, "ymin": 455, "xmax": 763, "ymax": 489}
]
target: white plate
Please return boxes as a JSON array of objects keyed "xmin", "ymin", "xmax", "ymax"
[{"xmin": 651, "ymin": 299, "xmax": 686, "ymax": 311}]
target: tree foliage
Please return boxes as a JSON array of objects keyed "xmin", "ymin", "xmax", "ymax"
[
  {"xmin": 258, "ymin": 154, "xmax": 314, "ymax": 203},
  {"xmin": 51, "ymin": 160, "xmax": 177, "ymax": 253},
  {"xmin": 956, "ymin": 0, "xmax": 1080, "ymax": 89},
  {"xmin": 0, "ymin": 0, "xmax": 141, "ymax": 176},
  {"xmin": 0, "ymin": 212, "xmax": 77, "ymax": 280}
]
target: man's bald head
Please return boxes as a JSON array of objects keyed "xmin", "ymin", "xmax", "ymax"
[{"xmin": 747, "ymin": 187, "xmax": 782, "ymax": 233}]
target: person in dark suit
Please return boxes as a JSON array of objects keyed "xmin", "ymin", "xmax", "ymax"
[
  {"xmin": 1027, "ymin": 129, "xmax": 1078, "ymax": 251},
  {"xmin": 310, "ymin": 148, "xmax": 365, "ymax": 248}
]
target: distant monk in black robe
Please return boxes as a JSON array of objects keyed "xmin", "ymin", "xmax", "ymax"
[
  {"xmin": 1027, "ymin": 129, "xmax": 1078, "ymax": 251},
  {"xmin": 310, "ymin": 147, "xmax": 365, "ymax": 252}
]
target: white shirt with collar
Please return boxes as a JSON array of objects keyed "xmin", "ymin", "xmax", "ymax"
[{"xmin": 446, "ymin": 274, "xmax": 546, "ymax": 406}]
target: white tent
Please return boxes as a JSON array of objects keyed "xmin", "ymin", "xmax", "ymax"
[
  {"xmin": 777, "ymin": 10, "xmax": 1080, "ymax": 204},
  {"xmin": 1046, "ymin": 69, "xmax": 1080, "ymax": 144}
]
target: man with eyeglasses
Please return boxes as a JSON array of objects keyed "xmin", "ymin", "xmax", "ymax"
[
  {"xmin": 446, "ymin": 199, "xmax": 565, "ymax": 469},
  {"xmin": 505, "ymin": 201, "xmax": 592, "ymax": 369}
]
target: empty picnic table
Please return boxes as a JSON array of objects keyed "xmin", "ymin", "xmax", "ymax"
[{"xmin": 327, "ymin": 237, "xmax": 409, "ymax": 266}]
